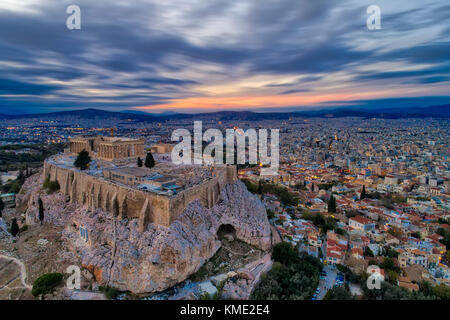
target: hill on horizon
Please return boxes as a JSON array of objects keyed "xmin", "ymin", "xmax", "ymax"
[{"xmin": 0, "ymin": 104, "xmax": 449, "ymax": 121}]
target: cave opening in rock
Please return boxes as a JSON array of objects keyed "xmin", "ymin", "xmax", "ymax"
[{"xmin": 217, "ymin": 224, "xmax": 236, "ymax": 241}]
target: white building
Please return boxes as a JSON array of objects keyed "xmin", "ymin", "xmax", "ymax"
[{"xmin": 349, "ymin": 216, "xmax": 375, "ymax": 232}]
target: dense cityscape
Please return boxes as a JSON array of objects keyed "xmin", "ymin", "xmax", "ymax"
[
  {"xmin": 0, "ymin": 111, "xmax": 448, "ymax": 301},
  {"xmin": 1, "ymin": 0, "xmax": 449, "ymax": 312}
]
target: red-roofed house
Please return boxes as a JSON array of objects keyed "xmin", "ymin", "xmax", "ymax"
[{"xmin": 349, "ymin": 216, "xmax": 376, "ymax": 232}]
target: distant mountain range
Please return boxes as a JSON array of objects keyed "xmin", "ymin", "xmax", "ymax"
[
  {"xmin": 0, "ymin": 104, "xmax": 449, "ymax": 122},
  {"xmin": 120, "ymin": 110, "xmax": 180, "ymax": 117}
]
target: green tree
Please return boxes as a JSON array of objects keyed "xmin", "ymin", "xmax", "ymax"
[
  {"xmin": 38, "ymin": 197, "xmax": 44, "ymax": 224},
  {"xmin": 137, "ymin": 157, "xmax": 143, "ymax": 167},
  {"xmin": 381, "ymin": 257, "xmax": 396, "ymax": 271},
  {"xmin": 436, "ymin": 228, "xmax": 450, "ymax": 250},
  {"xmin": 383, "ymin": 246, "xmax": 399, "ymax": 258},
  {"xmin": 324, "ymin": 286, "xmax": 354, "ymax": 300},
  {"xmin": 9, "ymin": 182, "xmax": 21, "ymax": 194},
  {"xmin": 18, "ymin": 170, "xmax": 26, "ymax": 184},
  {"xmin": 328, "ymin": 194, "xmax": 336, "ymax": 213},
  {"xmin": 10, "ymin": 218, "xmax": 19, "ymax": 237},
  {"xmin": 293, "ymin": 182, "xmax": 307, "ymax": 191},
  {"xmin": 419, "ymin": 281, "xmax": 434, "ymax": 297},
  {"xmin": 0, "ymin": 197, "xmax": 4, "ymax": 218},
  {"xmin": 433, "ymin": 284, "xmax": 450, "ymax": 300},
  {"xmin": 99, "ymin": 286, "xmax": 120, "ymax": 300},
  {"xmin": 241, "ymin": 179, "xmax": 258, "ymax": 194},
  {"xmin": 323, "ymin": 217, "xmax": 337, "ymax": 233},
  {"xmin": 74, "ymin": 150, "xmax": 91, "ymax": 170},
  {"xmin": 113, "ymin": 198, "xmax": 119, "ymax": 217},
  {"xmin": 272, "ymin": 242, "xmax": 300, "ymax": 266},
  {"xmin": 387, "ymin": 270, "xmax": 398, "ymax": 285},
  {"xmin": 364, "ymin": 246, "xmax": 374, "ymax": 257},
  {"xmin": 32, "ymin": 273, "xmax": 63, "ymax": 297},
  {"xmin": 251, "ymin": 251, "xmax": 322, "ymax": 300},
  {"xmin": 144, "ymin": 152, "xmax": 155, "ymax": 168}
]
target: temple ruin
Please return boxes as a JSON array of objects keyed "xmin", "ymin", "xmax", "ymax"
[
  {"xmin": 68, "ymin": 135, "xmax": 145, "ymax": 163},
  {"xmin": 46, "ymin": 136, "xmax": 238, "ymax": 231}
]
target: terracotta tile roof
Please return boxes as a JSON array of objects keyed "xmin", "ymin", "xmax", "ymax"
[{"xmin": 350, "ymin": 216, "xmax": 374, "ymax": 225}]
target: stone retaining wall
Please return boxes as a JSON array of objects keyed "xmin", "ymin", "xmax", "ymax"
[{"xmin": 43, "ymin": 160, "xmax": 237, "ymax": 230}]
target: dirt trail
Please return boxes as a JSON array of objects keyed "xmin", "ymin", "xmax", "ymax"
[{"xmin": 0, "ymin": 253, "xmax": 32, "ymax": 290}]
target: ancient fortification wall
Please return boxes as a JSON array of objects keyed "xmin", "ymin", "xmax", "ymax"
[{"xmin": 43, "ymin": 160, "xmax": 237, "ymax": 231}]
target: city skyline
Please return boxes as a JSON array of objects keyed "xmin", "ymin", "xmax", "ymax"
[{"xmin": 0, "ymin": 0, "xmax": 449, "ymax": 114}]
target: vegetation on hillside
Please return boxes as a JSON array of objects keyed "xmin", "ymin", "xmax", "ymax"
[
  {"xmin": 241, "ymin": 179, "xmax": 299, "ymax": 206},
  {"xmin": 301, "ymin": 212, "xmax": 338, "ymax": 234},
  {"xmin": 251, "ymin": 242, "xmax": 322, "ymax": 300},
  {"xmin": 0, "ymin": 143, "xmax": 65, "ymax": 171},
  {"xmin": 31, "ymin": 272, "xmax": 63, "ymax": 297},
  {"xmin": 43, "ymin": 178, "xmax": 60, "ymax": 194}
]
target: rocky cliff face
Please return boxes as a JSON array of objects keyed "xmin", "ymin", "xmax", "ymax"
[{"xmin": 23, "ymin": 173, "xmax": 273, "ymax": 294}]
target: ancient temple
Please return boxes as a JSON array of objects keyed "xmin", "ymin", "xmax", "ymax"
[{"xmin": 69, "ymin": 135, "xmax": 145, "ymax": 162}]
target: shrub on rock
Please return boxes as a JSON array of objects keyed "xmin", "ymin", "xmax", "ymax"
[{"xmin": 32, "ymin": 272, "xmax": 63, "ymax": 297}]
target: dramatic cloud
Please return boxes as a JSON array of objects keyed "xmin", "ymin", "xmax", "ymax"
[{"xmin": 0, "ymin": 0, "xmax": 448, "ymax": 114}]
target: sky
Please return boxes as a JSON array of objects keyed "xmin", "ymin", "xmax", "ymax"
[{"xmin": 0, "ymin": 0, "xmax": 449, "ymax": 114}]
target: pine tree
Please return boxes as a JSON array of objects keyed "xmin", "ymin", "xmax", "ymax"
[
  {"xmin": 10, "ymin": 218, "xmax": 19, "ymax": 237},
  {"xmin": 360, "ymin": 185, "xmax": 367, "ymax": 200},
  {"xmin": 0, "ymin": 197, "xmax": 4, "ymax": 218},
  {"xmin": 38, "ymin": 197, "xmax": 44, "ymax": 224},
  {"xmin": 113, "ymin": 198, "xmax": 119, "ymax": 217},
  {"xmin": 18, "ymin": 170, "xmax": 25, "ymax": 184},
  {"xmin": 144, "ymin": 152, "xmax": 155, "ymax": 168},
  {"xmin": 74, "ymin": 150, "xmax": 91, "ymax": 170},
  {"xmin": 257, "ymin": 180, "xmax": 263, "ymax": 195},
  {"xmin": 137, "ymin": 157, "xmax": 143, "ymax": 167},
  {"xmin": 328, "ymin": 194, "xmax": 336, "ymax": 213}
]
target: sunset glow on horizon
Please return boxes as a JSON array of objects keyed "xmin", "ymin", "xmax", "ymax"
[{"xmin": 134, "ymin": 85, "xmax": 450, "ymax": 113}]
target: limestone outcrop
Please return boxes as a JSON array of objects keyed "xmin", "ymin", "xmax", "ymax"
[{"xmin": 23, "ymin": 174, "xmax": 273, "ymax": 294}]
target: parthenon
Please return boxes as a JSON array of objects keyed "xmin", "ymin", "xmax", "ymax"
[{"xmin": 69, "ymin": 135, "xmax": 145, "ymax": 162}]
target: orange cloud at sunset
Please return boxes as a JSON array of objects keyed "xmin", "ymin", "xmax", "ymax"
[{"xmin": 134, "ymin": 89, "xmax": 413, "ymax": 113}]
